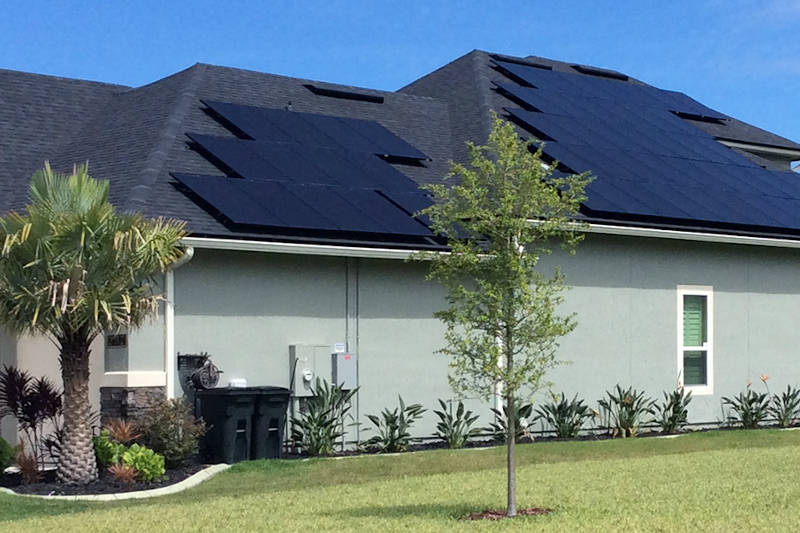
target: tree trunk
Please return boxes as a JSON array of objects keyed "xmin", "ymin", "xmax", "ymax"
[
  {"xmin": 57, "ymin": 333, "xmax": 97, "ymax": 484},
  {"xmin": 506, "ymin": 360, "xmax": 517, "ymax": 517}
]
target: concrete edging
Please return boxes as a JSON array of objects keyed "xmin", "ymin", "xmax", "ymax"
[{"xmin": 0, "ymin": 463, "xmax": 231, "ymax": 501}]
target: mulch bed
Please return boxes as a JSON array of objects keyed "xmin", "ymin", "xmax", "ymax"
[
  {"xmin": 464, "ymin": 507, "xmax": 552, "ymax": 520},
  {"xmin": 1, "ymin": 460, "xmax": 206, "ymax": 496}
]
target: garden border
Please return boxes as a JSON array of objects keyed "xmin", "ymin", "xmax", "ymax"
[{"xmin": 0, "ymin": 463, "xmax": 230, "ymax": 501}]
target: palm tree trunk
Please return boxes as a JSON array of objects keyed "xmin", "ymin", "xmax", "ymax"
[{"xmin": 57, "ymin": 333, "xmax": 97, "ymax": 484}]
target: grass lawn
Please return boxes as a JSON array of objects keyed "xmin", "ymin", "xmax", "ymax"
[{"xmin": 3, "ymin": 429, "xmax": 800, "ymax": 531}]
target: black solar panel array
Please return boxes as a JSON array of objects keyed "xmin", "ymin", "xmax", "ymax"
[
  {"xmin": 174, "ymin": 174, "xmax": 432, "ymax": 236},
  {"xmin": 177, "ymin": 101, "xmax": 433, "ymax": 239},
  {"xmin": 204, "ymin": 100, "xmax": 428, "ymax": 160},
  {"xmin": 494, "ymin": 60, "xmax": 800, "ymax": 232}
]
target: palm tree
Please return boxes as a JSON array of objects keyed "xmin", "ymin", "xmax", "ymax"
[{"xmin": 0, "ymin": 163, "xmax": 186, "ymax": 483}]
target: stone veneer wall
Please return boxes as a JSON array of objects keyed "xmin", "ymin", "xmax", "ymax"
[{"xmin": 100, "ymin": 386, "xmax": 166, "ymax": 423}]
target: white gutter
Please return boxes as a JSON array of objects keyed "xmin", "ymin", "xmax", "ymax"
[
  {"xmin": 583, "ymin": 223, "xmax": 800, "ymax": 249},
  {"xmin": 182, "ymin": 223, "xmax": 800, "ymax": 266},
  {"xmin": 164, "ymin": 246, "xmax": 195, "ymax": 399},
  {"xmin": 182, "ymin": 236, "xmax": 422, "ymax": 260}
]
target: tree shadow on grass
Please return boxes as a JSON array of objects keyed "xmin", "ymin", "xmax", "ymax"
[{"xmin": 321, "ymin": 502, "xmax": 481, "ymax": 521}]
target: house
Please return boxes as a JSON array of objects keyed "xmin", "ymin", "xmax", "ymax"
[{"xmin": 1, "ymin": 50, "xmax": 799, "ymax": 445}]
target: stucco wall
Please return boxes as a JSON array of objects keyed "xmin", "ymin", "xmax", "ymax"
[
  {"xmin": 544, "ymin": 234, "xmax": 800, "ymax": 424},
  {"xmin": 0, "ymin": 326, "xmax": 16, "ymax": 443},
  {"xmin": 172, "ymin": 235, "xmax": 800, "ymax": 439}
]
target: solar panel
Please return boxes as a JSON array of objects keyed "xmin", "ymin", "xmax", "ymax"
[
  {"xmin": 188, "ymin": 134, "xmax": 421, "ymax": 192},
  {"xmin": 172, "ymin": 174, "xmax": 432, "ymax": 236},
  {"xmin": 378, "ymin": 190, "xmax": 434, "ymax": 226},
  {"xmin": 203, "ymin": 100, "xmax": 427, "ymax": 159}
]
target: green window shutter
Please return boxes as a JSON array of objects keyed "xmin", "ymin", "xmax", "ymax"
[
  {"xmin": 683, "ymin": 350, "xmax": 707, "ymax": 386},
  {"xmin": 683, "ymin": 295, "xmax": 707, "ymax": 347}
]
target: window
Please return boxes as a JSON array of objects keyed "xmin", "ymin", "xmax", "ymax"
[
  {"xmin": 104, "ymin": 328, "xmax": 129, "ymax": 372},
  {"xmin": 677, "ymin": 286, "xmax": 713, "ymax": 394}
]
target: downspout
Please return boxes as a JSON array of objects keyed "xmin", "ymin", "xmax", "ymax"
[{"xmin": 164, "ymin": 246, "xmax": 194, "ymax": 399}]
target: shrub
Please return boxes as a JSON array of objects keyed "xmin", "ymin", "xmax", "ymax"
[
  {"xmin": 121, "ymin": 443, "xmax": 166, "ymax": 482},
  {"xmin": 534, "ymin": 393, "xmax": 593, "ymax": 438},
  {"xmin": 14, "ymin": 443, "xmax": 42, "ymax": 484},
  {"xmin": 108, "ymin": 463, "xmax": 137, "ymax": 485},
  {"xmin": 362, "ymin": 396, "xmax": 425, "ymax": 453},
  {"xmin": 138, "ymin": 398, "xmax": 206, "ymax": 467},
  {"xmin": 768, "ymin": 385, "xmax": 800, "ymax": 428},
  {"xmin": 291, "ymin": 378, "xmax": 358, "ymax": 456},
  {"xmin": 433, "ymin": 399, "xmax": 480, "ymax": 449},
  {"xmin": 93, "ymin": 429, "xmax": 126, "ymax": 467},
  {"xmin": 722, "ymin": 383, "xmax": 770, "ymax": 429},
  {"xmin": 485, "ymin": 400, "xmax": 534, "ymax": 443},
  {"xmin": 105, "ymin": 418, "xmax": 141, "ymax": 445},
  {"xmin": 0, "ymin": 365, "xmax": 62, "ymax": 469},
  {"xmin": 598, "ymin": 385, "xmax": 655, "ymax": 438},
  {"xmin": 0, "ymin": 437, "xmax": 13, "ymax": 470},
  {"xmin": 652, "ymin": 388, "xmax": 692, "ymax": 434}
]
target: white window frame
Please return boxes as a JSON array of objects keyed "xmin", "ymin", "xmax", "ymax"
[{"xmin": 677, "ymin": 285, "xmax": 714, "ymax": 395}]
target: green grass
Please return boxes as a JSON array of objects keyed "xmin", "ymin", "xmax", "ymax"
[{"xmin": 3, "ymin": 429, "xmax": 800, "ymax": 531}]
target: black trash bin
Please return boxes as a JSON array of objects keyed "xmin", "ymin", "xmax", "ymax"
[{"xmin": 196, "ymin": 386, "xmax": 290, "ymax": 463}]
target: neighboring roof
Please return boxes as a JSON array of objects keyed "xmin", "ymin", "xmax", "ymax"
[
  {"xmin": 2, "ymin": 50, "xmax": 799, "ymax": 247},
  {"xmin": 401, "ymin": 50, "xmax": 800, "ymax": 238}
]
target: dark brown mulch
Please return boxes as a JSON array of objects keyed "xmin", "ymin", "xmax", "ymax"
[
  {"xmin": 2, "ymin": 460, "xmax": 206, "ymax": 496},
  {"xmin": 464, "ymin": 507, "xmax": 553, "ymax": 520}
]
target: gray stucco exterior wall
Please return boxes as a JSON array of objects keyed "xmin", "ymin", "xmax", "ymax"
[
  {"xmin": 0, "ymin": 327, "xmax": 16, "ymax": 443},
  {"xmin": 170, "ymin": 234, "xmax": 800, "ymax": 438}
]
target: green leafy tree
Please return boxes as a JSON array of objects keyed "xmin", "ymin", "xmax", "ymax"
[
  {"xmin": 0, "ymin": 163, "xmax": 186, "ymax": 483},
  {"xmin": 417, "ymin": 117, "xmax": 591, "ymax": 517}
]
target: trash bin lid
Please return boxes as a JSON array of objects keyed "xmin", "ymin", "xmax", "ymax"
[{"xmin": 196, "ymin": 386, "xmax": 290, "ymax": 396}]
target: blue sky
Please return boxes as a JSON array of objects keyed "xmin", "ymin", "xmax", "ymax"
[{"xmin": 1, "ymin": 1, "xmax": 798, "ymax": 142}]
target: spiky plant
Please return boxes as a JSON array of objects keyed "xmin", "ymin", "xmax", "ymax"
[
  {"xmin": 0, "ymin": 163, "xmax": 186, "ymax": 483},
  {"xmin": 0, "ymin": 365, "xmax": 62, "ymax": 469}
]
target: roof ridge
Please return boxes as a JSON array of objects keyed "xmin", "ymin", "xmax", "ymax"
[
  {"xmin": 0, "ymin": 67, "xmax": 129, "ymax": 89},
  {"xmin": 125, "ymin": 64, "xmax": 208, "ymax": 213}
]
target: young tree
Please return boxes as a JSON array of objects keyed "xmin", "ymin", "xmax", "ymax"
[
  {"xmin": 418, "ymin": 117, "xmax": 591, "ymax": 517},
  {"xmin": 0, "ymin": 163, "xmax": 186, "ymax": 483}
]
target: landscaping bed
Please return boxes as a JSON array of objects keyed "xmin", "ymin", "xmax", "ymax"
[{"xmin": 1, "ymin": 460, "xmax": 206, "ymax": 496}]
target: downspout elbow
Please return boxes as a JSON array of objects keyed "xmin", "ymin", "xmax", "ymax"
[{"xmin": 172, "ymin": 246, "xmax": 195, "ymax": 270}]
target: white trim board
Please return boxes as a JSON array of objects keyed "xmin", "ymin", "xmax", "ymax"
[{"xmin": 101, "ymin": 371, "xmax": 167, "ymax": 388}]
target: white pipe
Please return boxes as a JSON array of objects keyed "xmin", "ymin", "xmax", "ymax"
[{"xmin": 164, "ymin": 246, "xmax": 195, "ymax": 398}]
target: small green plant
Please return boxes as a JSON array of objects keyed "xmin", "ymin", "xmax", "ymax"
[
  {"xmin": 768, "ymin": 385, "xmax": 800, "ymax": 428},
  {"xmin": 0, "ymin": 436, "xmax": 13, "ymax": 470},
  {"xmin": 291, "ymin": 378, "xmax": 358, "ymax": 456},
  {"xmin": 652, "ymin": 388, "xmax": 692, "ymax": 434},
  {"xmin": 598, "ymin": 385, "xmax": 655, "ymax": 438},
  {"xmin": 722, "ymin": 382, "xmax": 770, "ymax": 429},
  {"xmin": 433, "ymin": 399, "xmax": 480, "ymax": 449},
  {"xmin": 485, "ymin": 400, "xmax": 534, "ymax": 443},
  {"xmin": 534, "ymin": 393, "xmax": 593, "ymax": 438},
  {"xmin": 138, "ymin": 398, "xmax": 206, "ymax": 467},
  {"xmin": 362, "ymin": 396, "xmax": 426, "ymax": 453},
  {"xmin": 93, "ymin": 429, "xmax": 126, "ymax": 467},
  {"xmin": 121, "ymin": 443, "xmax": 166, "ymax": 482}
]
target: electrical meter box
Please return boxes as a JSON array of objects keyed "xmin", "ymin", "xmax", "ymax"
[
  {"xmin": 332, "ymin": 352, "xmax": 358, "ymax": 390},
  {"xmin": 289, "ymin": 344, "xmax": 333, "ymax": 397}
]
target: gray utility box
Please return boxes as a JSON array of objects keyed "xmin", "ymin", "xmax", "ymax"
[
  {"xmin": 332, "ymin": 352, "xmax": 357, "ymax": 390},
  {"xmin": 289, "ymin": 344, "xmax": 333, "ymax": 397}
]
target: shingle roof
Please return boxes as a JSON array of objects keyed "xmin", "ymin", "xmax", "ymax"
[
  {"xmin": 401, "ymin": 50, "xmax": 800, "ymax": 238},
  {"xmin": 2, "ymin": 50, "xmax": 799, "ymax": 245}
]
